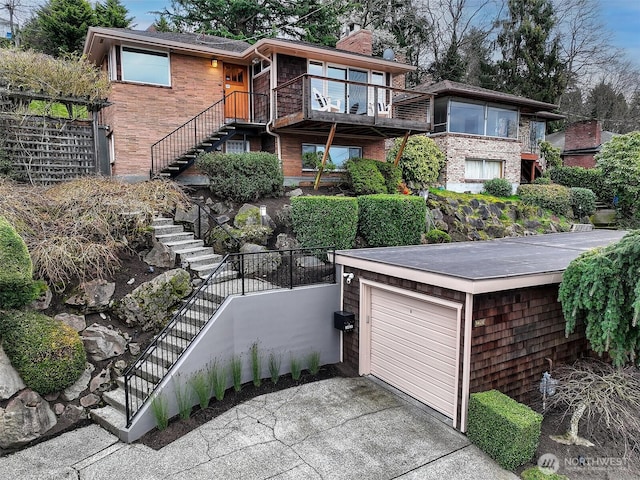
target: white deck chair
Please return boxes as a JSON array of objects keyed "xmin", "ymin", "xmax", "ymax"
[{"xmin": 313, "ymin": 88, "xmax": 341, "ymax": 112}]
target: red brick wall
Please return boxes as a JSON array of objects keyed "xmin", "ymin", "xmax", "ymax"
[
  {"xmin": 565, "ymin": 120, "xmax": 601, "ymax": 151},
  {"xmin": 563, "ymin": 154, "xmax": 597, "ymax": 169},
  {"xmin": 336, "ymin": 30, "xmax": 373, "ymax": 56},
  {"xmin": 104, "ymin": 53, "xmax": 225, "ymax": 178},
  {"xmin": 470, "ymin": 286, "xmax": 587, "ymax": 403}
]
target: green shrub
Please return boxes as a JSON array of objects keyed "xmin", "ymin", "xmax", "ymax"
[
  {"xmin": 532, "ymin": 176, "xmax": 551, "ymax": 185},
  {"xmin": 521, "ymin": 467, "xmax": 568, "ymax": 480},
  {"xmin": 386, "ymin": 136, "xmax": 445, "ymax": 188},
  {"xmin": 196, "ymin": 152, "xmax": 283, "ymax": 202},
  {"xmin": 467, "ymin": 390, "xmax": 542, "ymax": 471},
  {"xmin": 358, "ymin": 194, "xmax": 426, "ymax": 247},
  {"xmin": 344, "ymin": 158, "xmax": 402, "ymax": 195},
  {"xmin": 549, "ymin": 166, "xmax": 609, "ymax": 203},
  {"xmin": 0, "ymin": 216, "xmax": 39, "ymax": 309},
  {"xmin": 0, "ymin": 310, "xmax": 86, "ymax": 394},
  {"xmin": 570, "ymin": 187, "xmax": 596, "ymax": 218},
  {"xmin": 517, "ymin": 184, "xmax": 572, "ymax": 217},
  {"xmin": 539, "ymin": 141, "xmax": 561, "ymax": 169},
  {"xmin": 482, "ymin": 178, "xmax": 512, "ymax": 197},
  {"xmin": 425, "ymin": 229, "xmax": 451, "ymax": 244},
  {"xmin": 291, "ymin": 196, "xmax": 358, "ymax": 250}
]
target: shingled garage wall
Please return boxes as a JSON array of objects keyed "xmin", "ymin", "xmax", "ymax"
[{"xmin": 341, "ymin": 269, "xmax": 587, "ymax": 424}]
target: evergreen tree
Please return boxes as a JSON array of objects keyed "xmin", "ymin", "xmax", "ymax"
[
  {"xmin": 151, "ymin": 15, "xmax": 175, "ymax": 33},
  {"xmin": 95, "ymin": 0, "xmax": 133, "ymax": 28},
  {"xmin": 586, "ymin": 81, "xmax": 628, "ymax": 133},
  {"xmin": 459, "ymin": 27, "xmax": 495, "ymax": 87},
  {"xmin": 495, "ymin": 0, "xmax": 565, "ymax": 103},
  {"xmin": 429, "ymin": 31, "xmax": 465, "ymax": 82}
]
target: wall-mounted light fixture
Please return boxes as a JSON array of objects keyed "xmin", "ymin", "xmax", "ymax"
[{"xmin": 211, "ymin": 58, "xmax": 218, "ymax": 68}]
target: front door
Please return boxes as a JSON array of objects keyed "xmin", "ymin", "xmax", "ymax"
[{"xmin": 224, "ymin": 63, "xmax": 249, "ymax": 121}]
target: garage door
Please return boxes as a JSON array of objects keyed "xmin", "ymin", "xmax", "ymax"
[{"xmin": 369, "ymin": 287, "xmax": 460, "ymax": 419}]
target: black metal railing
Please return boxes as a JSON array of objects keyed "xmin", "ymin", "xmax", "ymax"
[
  {"xmin": 191, "ymin": 198, "xmax": 241, "ymax": 249},
  {"xmin": 150, "ymin": 92, "xmax": 268, "ymax": 177},
  {"xmin": 123, "ymin": 246, "xmax": 335, "ymax": 427}
]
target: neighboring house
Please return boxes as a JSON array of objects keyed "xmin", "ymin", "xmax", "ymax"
[
  {"xmin": 417, "ymin": 81, "xmax": 562, "ymax": 193},
  {"xmin": 546, "ymin": 120, "xmax": 616, "ymax": 168},
  {"xmin": 0, "ymin": 17, "xmax": 10, "ymax": 39},
  {"xmin": 83, "ymin": 26, "xmax": 432, "ymax": 184}
]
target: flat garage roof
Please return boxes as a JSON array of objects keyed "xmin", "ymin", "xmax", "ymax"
[{"xmin": 335, "ymin": 230, "xmax": 627, "ymax": 294}]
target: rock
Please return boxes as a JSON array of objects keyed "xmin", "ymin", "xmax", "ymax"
[
  {"xmin": 79, "ymin": 393, "xmax": 100, "ymax": 408},
  {"xmin": 430, "ymin": 208, "xmax": 444, "ymax": 221},
  {"xmin": 216, "ymin": 214, "xmax": 230, "ymax": 224},
  {"xmin": 54, "ymin": 312, "xmax": 86, "ymax": 332},
  {"xmin": 175, "ymin": 204, "xmax": 210, "ymax": 237},
  {"xmin": 477, "ymin": 205, "xmax": 491, "ymax": 220},
  {"xmin": 128, "ymin": 343, "xmax": 141, "ymax": 356},
  {"xmin": 30, "ymin": 287, "xmax": 52, "ymax": 311},
  {"xmin": 295, "ymin": 256, "xmax": 325, "ymax": 268},
  {"xmin": 275, "ymin": 233, "xmax": 299, "ymax": 250},
  {"xmin": 0, "ymin": 345, "xmax": 26, "ymax": 400},
  {"xmin": 89, "ymin": 368, "xmax": 111, "ymax": 393},
  {"xmin": 0, "ymin": 389, "xmax": 57, "ymax": 448},
  {"xmin": 286, "ymin": 188, "xmax": 303, "ymax": 197},
  {"xmin": 43, "ymin": 392, "xmax": 59, "ymax": 402},
  {"xmin": 210, "ymin": 201, "xmax": 233, "ymax": 215},
  {"xmin": 116, "ymin": 268, "xmax": 192, "ymax": 331},
  {"xmin": 61, "ymin": 405, "xmax": 87, "ymax": 423},
  {"xmin": 239, "ymin": 243, "xmax": 282, "ymax": 276},
  {"xmin": 65, "ymin": 279, "xmax": 115, "ymax": 313},
  {"xmin": 113, "ymin": 360, "xmax": 127, "ymax": 377},
  {"xmin": 54, "ymin": 403, "xmax": 65, "ymax": 415},
  {"xmin": 234, "ymin": 204, "xmax": 260, "ymax": 228},
  {"xmin": 144, "ymin": 240, "xmax": 176, "ymax": 268},
  {"xmin": 82, "ymin": 325, "xmax": 127, "ymax": 362},
  {"xmin": 61, "ymin": 363, "xmax": 95, "ymax": 401}
]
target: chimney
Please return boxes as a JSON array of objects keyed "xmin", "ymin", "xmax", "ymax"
[
  {"xmin": 565, "ymin": 120, "xmax": 602, "ymax": 151},
  {"xmin": 336, "ymin": 25, "xmax": 373, "ymax": 56}
]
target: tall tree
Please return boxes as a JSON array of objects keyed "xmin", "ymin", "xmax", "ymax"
[
  {"xmin": 21, "ymin": 0, "xmax": 96, "ymax": 56},
  {"xmin": 161, "ymin": 0, "xmax": 346, "ymax": 46},
  {"xmin": 459, "ymin": 26, "xmax": 495, "ymax": 87},
  {"xmin": 495, "ymin": 0, "xmax": 565, "ymax": 103},
  {"xmin": 585, "ymin": 81, "xmax": 628, "ymax": 134},
  {"xmin": 95, "ymin": 0, "xmax": 133, "ymax": 28}
]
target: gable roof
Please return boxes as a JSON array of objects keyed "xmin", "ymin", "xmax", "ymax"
[{"xmin": 416, "ymin": 80, "xmax": 560, "ymax": 114}]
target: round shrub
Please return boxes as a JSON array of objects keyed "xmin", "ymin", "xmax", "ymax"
[
  {"xmin": 386, "ymin": 136, "xmax": 445, "ymax": 188},
  {"xmin": 344, "ymin": 158, "xmax": 387, "ymax": 195},
  {"xmin": 0, "ymin": 215, "xmax": 38, "ymax": 309},
  {"xmin": 570, "ymin": 187, "xmax": 596, "ymax": 218},
  {"xmin": 425, "ymin": 229, "xmax": 451, "ymax": 244},
  {"xmin": 0, "ymin": 310, "xmax": 87, "ymax": 394},
  {"xmin": 532, "ymin": 176, "xmax": 551, "ymax": 185},
  {"xmin": 482, "ymin": 178, "xmax": 512, "ymax": 197},
  {"xmin": 517, "ymin": 184, "xmax": 572, "ymax": 217}
]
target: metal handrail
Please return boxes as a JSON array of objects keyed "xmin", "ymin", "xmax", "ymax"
[
  {"xmin": 191, "ymin": 198, "xmax": 241, "ymax": 248},
  {"xmin": 123, "ymin": 245, "xmax": 336, "ymax": 427}
]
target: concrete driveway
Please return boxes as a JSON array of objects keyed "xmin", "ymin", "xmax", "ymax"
[{"xmin": 0, "ymin": 377, "xmax": 518, "ymax": 479}]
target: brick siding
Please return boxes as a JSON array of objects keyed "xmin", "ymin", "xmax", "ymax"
[{"xmin": 336, "ymin": 29, "xmax": 373, "ymax": 56}]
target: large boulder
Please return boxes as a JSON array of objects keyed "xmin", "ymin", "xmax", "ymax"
[
  {"xmin": 143, "ymin": 240, "xmax": 175, "ymax": 268},
  {"xmin": 65, "ymin": 279, "xmax": 115, "ymax": 313},
  {"xmin": 239, "ymin": 243, "xmax": 282, "ymax": 276},
  {"xmin": 116, "ymin": 268, "xmax": 192, "ymax": 331},
  {"xmin": 61, "ymin": 363, "xmax": 95, "ymax": 401},
  {"xmin": 54, "ymin": 312, "xmax": 86, "ymax": 333},
  {"xmin": 0, "ymin": 345, "xmax": 25, "ymax": 400},
  {"xmin": 81, "ymin": 325, "xmax": 127, "ymax": 362},
  {"xmin": 0, "ymin": 389, "xmax": 56, "ymax": 448}
]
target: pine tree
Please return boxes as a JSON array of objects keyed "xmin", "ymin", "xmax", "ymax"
[
  {"xmin": 495, "ymin": 0, "xmax": 565, "ymax": 103},
  {"xmin": 95, "ymin": 0, "xmax": 134, "ymax": 29}
]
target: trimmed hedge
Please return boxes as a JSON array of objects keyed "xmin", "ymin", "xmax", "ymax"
[
  {"xmin": 467, "ymin": 390, "xmax": 542, "ymax": 471},
  {"xmin": 548, "ymin": 166, "xmax": 609, "ymax": 202},
  {"xmin": 482, "ymin": 178, "xmax": 512, "ymax": 197},
  {"xmin": 344, "ymin": 158, "xmax": 402, "ymax": 195},
  {"xmin": 0, "ymin": 310, "xmax": 86, "ymax": 394},
  {"xmin": 358, "ymin": 194, "xmax": 426, "ymax": 247},
  {"xmin": 570, "ymin": 187, "xmax": 596, "ymax": 218},
  {"xmin": 0, "ymin": 216, "xmax": 38, "ymax": 309},
  {"xmin": 517, "ymin": 184, "xmax": 572, "ymax": 217},
  {"xmin": 196, "ymin": 152, "xmax": 283, "ymax": 202},
  {"xmin": 290, "ymin": 196, "xmax": 358, "ymax": 250}
]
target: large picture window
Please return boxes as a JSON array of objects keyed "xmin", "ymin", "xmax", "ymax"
[
  {"xmin": 445, "ymin": 99, "xmax": 519, "ymax": 139},
  {"xmin": 302, "ymin": 144, "xmax": 362, "ymax": 170},
  {"xmin": 119, "ymin": 46, "xmax": 170, "ymax": 86},
  {"xmin": 465, "ymin": 158, "xmax": 503, "ymax": 180}
]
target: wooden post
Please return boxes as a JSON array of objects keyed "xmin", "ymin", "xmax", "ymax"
[
  {"xmin": 314, "ymin": 123, "xmax": 337, "ymax": 190},
  {"xmin": 393, "ymin": 131, "xmax": 411, "ymax": 167}
]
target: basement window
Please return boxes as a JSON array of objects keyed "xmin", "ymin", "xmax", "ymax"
[
  {"xmin": 302, "ymin": 144, "xmax": 361, "ymax": 170},
  {"xmin": 465, "ymin": 158, "xmax": 503, "ymax": 180}
]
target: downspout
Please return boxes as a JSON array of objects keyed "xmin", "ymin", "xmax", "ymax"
[{"xmin": 256, "ymin": 47, "xmax": 282, "ymax": 170}]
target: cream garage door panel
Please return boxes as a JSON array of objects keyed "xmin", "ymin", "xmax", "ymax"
[{"xmin": 370, "ymin": 287, "xmax": 459, "ymax": 419}]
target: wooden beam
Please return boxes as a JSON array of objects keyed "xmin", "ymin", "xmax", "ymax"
[
  {"xmin": 314, "ymin": 123, "xmax": 337, "ymax": 190},
  {"xmin": 393, "ymin": 131, "xmax": 411, "ymax": 167}
]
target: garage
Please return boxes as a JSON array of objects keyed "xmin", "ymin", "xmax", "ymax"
[{"xmin": 361, "ymin": 282, "xmax": 462, "ymax": 423}]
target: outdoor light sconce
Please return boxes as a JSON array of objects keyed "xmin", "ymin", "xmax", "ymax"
[
  {"xmin": 343, "ymin": 272, "xmax": 354, "ymax": 284},
  {"xmin": 334, "ymin": 311, "xmax": 355, "ymax": 332},
  {"xmin": 210, "ymin": 58, "xmax": 218, "ymax": 68}
]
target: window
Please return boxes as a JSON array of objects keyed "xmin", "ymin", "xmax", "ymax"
[
  {"xmin": 302, "ymin": 144, "xmax": 362, "ymax": 169},
  {"xmin": 118, "ymin": 46, "xmax": 170, "ymax": 86},
  {"xmin": 530, "ymin": 120, "xmax": 546, "ymax": 144},
  {"xmin": 465, "ymin": 159, "xmax": 503, "ymax": 180},
  {"xmin": 444, "ymin": 99, "xmax": 519, "ymax": 138},
  {"xmin": 225, "ymin": 140, "xmax": 248, "ymax": 153},
  {"xmin": 487, "ymin": 107, "xmax": 518, "ymax": 138},
  {"xmin": 449, "ymin": 101, "xmax": 484, "ymax": 135}
]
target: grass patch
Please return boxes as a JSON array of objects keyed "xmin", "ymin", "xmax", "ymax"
[
  {"xmin": 230, "ymin": 355, "xmax": 242, "ymax": 392},
  {"xmin": 174, "ymin": 375, "xmax": 192, "ymax": 420},
  {"xmin": 307, "ymin": 351, "xmax": 321, "ymax": 375},
  {"xmin": 250, "ymin": 342, "xmax": 262, "ymax": 388},
  {"xmin": 189, "ymin": 370, "xmax": 211, "ymax": 410},
  {"xmin": 150, "ymin": 394, "xmax": 169, "ymax": 431},
  {"xmin": 268, "ymin": 352, "xmax": 281, "ymax": 384},
  {"xmin": 290, "ymin": 354, "xmax": 301, "ymax": 381},
  {"xmin": 208, "ymin": 361, "xmax": 226, "ymax": 401}
]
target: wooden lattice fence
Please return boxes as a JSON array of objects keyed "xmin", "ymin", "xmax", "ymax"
[{"xmin": 0, "ymin": 113, "xmax": 97, "ymax": 184}]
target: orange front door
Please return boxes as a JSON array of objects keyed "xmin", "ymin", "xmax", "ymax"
[{"xmin": 224, "ymin": 63, "xmax": 249, "ymax": 120}]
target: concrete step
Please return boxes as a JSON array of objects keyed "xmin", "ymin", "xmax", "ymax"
[
  {"xmin": 177, "ymin": 308, "xmax": 210, "ymax": 326},
  {"xmin": 117, "ymin": 375, "xmax": 155, "ymax": 400},
  {"xmin": 163, "ymin": 239, "xmax": 205, "ymax": 250},
  {"xmin": 191, "ymin": 263, "xmax": 224, "ymax": 279},
  {"xmin": 103, "ymin": 387, "xmax": 127, "ymax": 412},
  {"xmin": 151, "ymin": 217, "xmax": 174, "ymax": 227},
  {"xmin": 174, "ymin": 246, "xmax": 215, "ymax": 260},
  {"xmin": 148, "ymin": 348, "xmax": 175, "ymax": 368},
  {"xmin": 158, "ymin": 334, "xmax": 188, "ymax": 354},
  {"xmin": 173, "ymin": 321, "xmax": 201, "ymax": 340},
  {"xmin": 183, "ymin": 298, "xmax": 220, "ymax": 316},
  {"xmin": 188, "ymin": 253, "xmax": 225, "ymax": 268},
  {"xmin": 91, "ymin": 405, "xmax": 126, "ymax": 437},
  {"xmin": 152, "ymin": 224, "xmax": 184, "ymax": 236},
  {"xmin": 155, "ymin": 232, "xmax": 195, "ymax": 243},
  {"xmin": 137, "ymin": 360, "xmax": 168, "ymax": 384}
]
